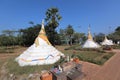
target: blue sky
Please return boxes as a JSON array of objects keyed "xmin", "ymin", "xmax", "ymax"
[{"xmin": 0, "ymin": 0, "xmax": 120, "ymax": 35}]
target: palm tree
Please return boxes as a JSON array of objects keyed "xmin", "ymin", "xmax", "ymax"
[
  {"xmin": 29, "ymin": 21, "xmax": 34, "ymax": 26},
  {"xmin": 45, "ymin": 7, "xmax": 62, "ymax": 29},
  {"xmin": 45, "ymin": 7, "xmax": 62, "ymax": 46}
]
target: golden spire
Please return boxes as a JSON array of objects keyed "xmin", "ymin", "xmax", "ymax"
[
  {"xmin": 87, "ymin": 25, "xmax": 93, "ymax": 40},
  {"xmin": 35, "ymin": 20, "xmax": 51, "ymax": 47},
  {"xmin": 39, "ymin": 19, "xmax": 46, "ymax": 35},
  {"xmin": 104, "ymin": 35, "xmax": 108, "ymax": 41}
]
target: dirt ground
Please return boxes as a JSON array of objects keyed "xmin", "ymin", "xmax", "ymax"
[
  {"xmin": 0, "ymin": 47, "xmax": 27, "ymax": 80},
  {"xmin": 0, "ymin": 46, "xmax": 120, "ymax": 80}
]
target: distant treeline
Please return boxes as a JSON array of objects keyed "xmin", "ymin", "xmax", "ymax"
[
  {"xmin": 0, "ymin": 25, "xmax": 120, "ymax": 47},
  {"xmin": 0, "ymin": 24, "xmax": 86, "ymax": 46}
]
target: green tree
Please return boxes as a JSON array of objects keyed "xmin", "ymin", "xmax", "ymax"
[
  {"xmin": 108, "ymin": 26, "xmax": 120, "ymax": 43},
  {"xmin": 115, "ymin": 26, "xmax": 120, "ymax": 32},
  {"xmin": 0, "ymin": 34, "xmax": 9, "ymax": 46},
  {"xmin": 45, "ymin": 7, "xmax": 62, "ymax": 46},
  {"xmin": 16, "ymin": 30, "xmax": 23, "ymax": 45},
  {"xmin": 73, "ymin": 32, "xmax": 85, "ymax": 44},
  {"xmin": 66, "ymin": 25, "xmax": 74, "ymax": 45},
  {"xmin": 20, "ymin": 24, "xmax": 41, "ymax": 46},
  {"xmin": 29, "ymin": 21, "xmax": 34, "ymax": 26},
  {"xmin": 94, "ymin": 33, "xmax": 105, "ymax": 43},
  {"xmin": 59, "ymin": 29, "xmax": 68, "ymax": 45},
  {"xmin": 1, "ymin": 30, "xmax": 18, "ymax": 46},
  {"xmin": 2, "ymin": 30, "xmax": 15, "ymax": 36}
]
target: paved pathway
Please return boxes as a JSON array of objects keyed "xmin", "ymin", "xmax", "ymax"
[
  {"xmin": 82, "ymin": 49, "xmax": 120, "ymax": 80},
  {"xmin": 91, "ymin": 50, "xmax": 120, "ymax": 80}
]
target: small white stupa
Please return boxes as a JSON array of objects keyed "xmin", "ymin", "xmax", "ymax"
[
  {"xmin": 82, "ymin": 27, "xmax": 100, "ymax": 48},
  {"xmin": 16, "ymin": 20, "xmax": 64, "ymax": 66},
  {"xmin": 101, "ymin": 36, "xmax": 114, "ymax": 46}
]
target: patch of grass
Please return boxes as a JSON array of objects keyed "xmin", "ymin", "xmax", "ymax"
[
  {"xmin": 102, "ymin": 52, "xmax": 115, "ymax": 60},
  {"xmin": 62, "ymin": 45, "xmax": 115, "ymax": 65},
  {"xmin": 0, "ymin": 46, "xmax": 15, "ymax": 53},
  {"xmin": 65, "ymin": 45, "xmax": 107, "ymax": 53},
  {"xmin": 78, "ymin": 52, "xmax": 114, "ymax": 65},
  {"xmin": 6, "ymin": 56, "xmax": 55, "ymax": 75},
  {"xmin": 64, "ymin": 45, "xmax": 80, "ymax": 50},
  {"xmin": 112, "ymin": 45, "xmax": 120, "ymax": 49},
  {"xmin": 75, "ymin": 46, "xmax": 106, "ymax": 52},
  {"xmin": 0, "ymin": 60, "xmax": 3, "ymax": 68}
]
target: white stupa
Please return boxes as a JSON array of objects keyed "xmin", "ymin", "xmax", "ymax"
[
  {"xmin": 82, "ymin": 27, "xmax": 100, "ymax": 48},
  {"xmin": 16, "ymin": 20, "xmax": 64, "ymax": 66},
  {"xmin": 101, "ymin": 36, "xmax": 114, "ymax": 45}
]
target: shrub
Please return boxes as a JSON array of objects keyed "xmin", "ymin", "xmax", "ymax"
[
  {"xmin": 103, "ymin": 53, "xmax": 114, "ymax": 60},
  {"xmin": 69, "ymin": 51, "xmax": 114, "ymax": 65},
  {"xmin": 64, "ymin": 45, "xmax": 79, "ymax": 50}
]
